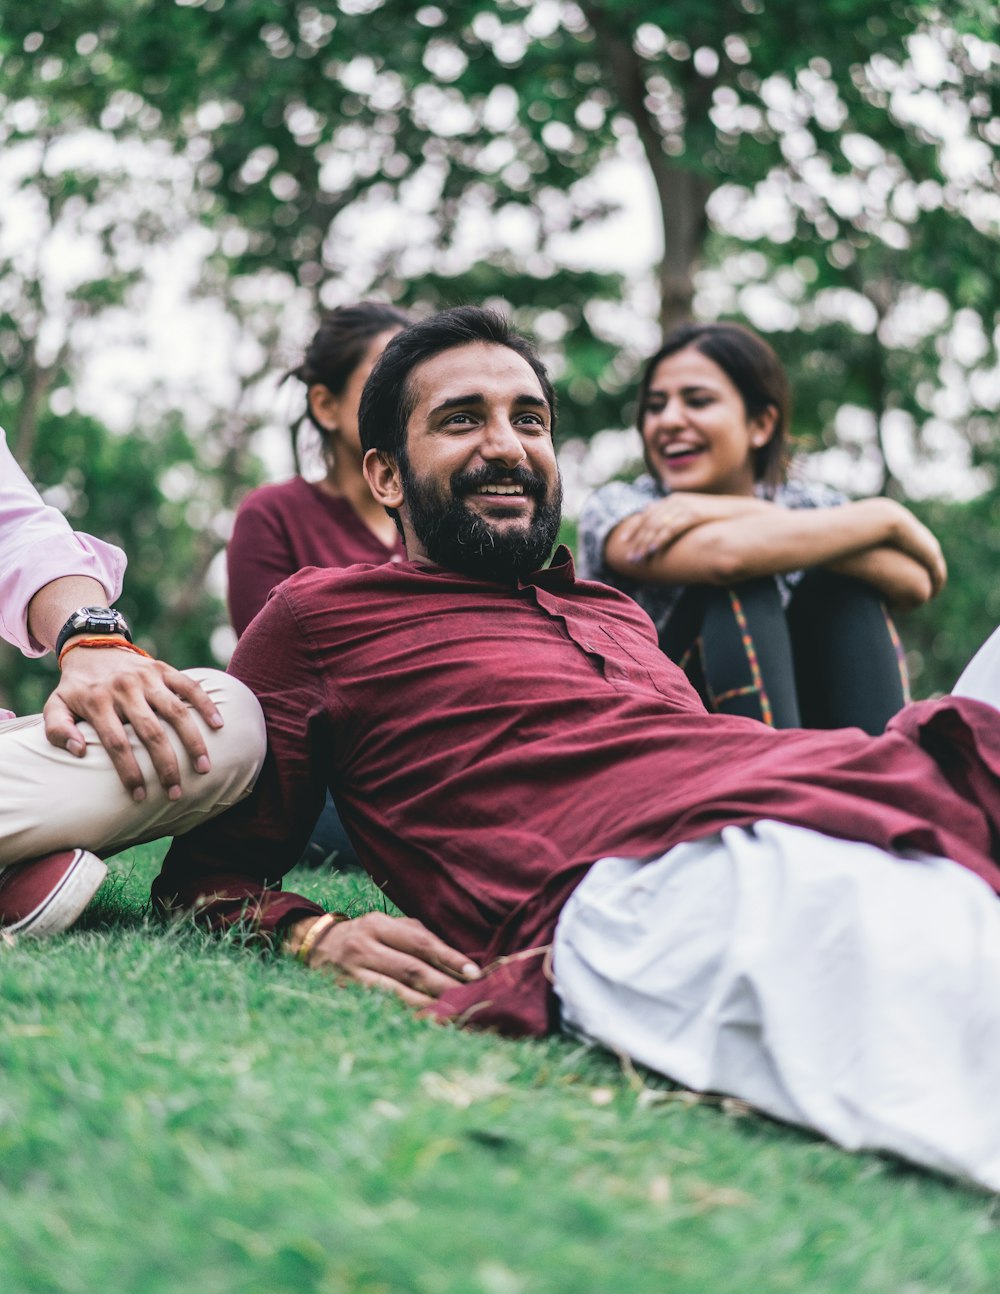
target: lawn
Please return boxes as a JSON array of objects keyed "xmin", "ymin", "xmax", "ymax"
[{"xmin": 1, "ymin": 842, "xmax": 998, "ymax": 1294}]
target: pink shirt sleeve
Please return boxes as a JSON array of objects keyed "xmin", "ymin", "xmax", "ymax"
[{"xmin": 0, "ymin": 430, "xmax": 126, "ymax": 656}]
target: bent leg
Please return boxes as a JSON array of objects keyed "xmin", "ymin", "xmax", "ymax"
[
  {"xmin": 0, "ymin": 669, "xmax": 265, "ymax": 865},
  {"xmin": 662, "ymin": 579, "xmax": 801, "ymax": 726},
  {"xmin": 786, "ymin": 570, "xmax": 908, "ymax": 733},
  {"xmin": 553, "ymin": 823, "xmax": 1000, "ymax": 1190}
]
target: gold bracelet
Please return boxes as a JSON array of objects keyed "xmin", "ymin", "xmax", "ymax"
[{"xmin": 295, "ymin": 912, "xmax": 348, "ymax": 965}]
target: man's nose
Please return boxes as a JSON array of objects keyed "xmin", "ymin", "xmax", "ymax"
[{"xmin": 479, "ymin": 418, "xmax": 526, "ymax": 467}]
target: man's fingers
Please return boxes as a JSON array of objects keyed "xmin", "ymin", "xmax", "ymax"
[
  {"xmin": 144, "ymin": 683, "xmax": 213, "ymax": 776},
  {"xmin": 157, "ymin": 668, "xmax": 224, "ymax": 732},
  {"xmin": 355, "ymin": 946, "xmax": 468, "ymax": 999},
  {"xmin": 377, "ymin": 915, "xmax": 481, "ymax": 980},
  {"xmin": 41, "ymin": 694, "xmax": 87, "ymax": 757},
  {"xmin": 307, "ymin": 914, "xmax": 480, "ymax": 1003},
  {"xmin": 78, "ymin": 707, "xmax": 148, "ymax": 799},
  {"xmin": 353, "ymin": 970, "xmax": 435, "ymax": 1009},
  {"xmin": 122, "ymin": 699, "xmax": 185, "ymax": 795}
]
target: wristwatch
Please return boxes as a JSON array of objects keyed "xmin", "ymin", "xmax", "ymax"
[{"xmin": 55, "ymin": 606, "xmax": 133, "ymax": 656}]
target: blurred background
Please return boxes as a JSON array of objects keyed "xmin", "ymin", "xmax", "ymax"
[{"xmin": 2, "ymin": 0, "xmax": 999, "ymax": 712}]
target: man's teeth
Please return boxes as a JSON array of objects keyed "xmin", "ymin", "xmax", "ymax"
[{"xmin": 478, "ymin": 484, "xmax": 524, "ymax": 494}]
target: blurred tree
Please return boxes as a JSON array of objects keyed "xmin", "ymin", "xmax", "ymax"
[{"xmin": 1, "ymin": 1, "xmax": 999, "ymax": 701}]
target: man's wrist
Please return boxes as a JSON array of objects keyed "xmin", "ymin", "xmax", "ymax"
[
  {"xmin": 57, "ymin": 636, "xmax": 152, "ymax": 670},
  {"xmin": 54, "ymin": 605, "xmax": 132, "ymax": 656},
  {"xmin": 284, "ymin": 912, "xmax": 349, "ymax": 963}
]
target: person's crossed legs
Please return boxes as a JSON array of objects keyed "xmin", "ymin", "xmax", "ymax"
[{"xmin": 0, "ymin": 669, "xmax": 265, "ymax": 936}]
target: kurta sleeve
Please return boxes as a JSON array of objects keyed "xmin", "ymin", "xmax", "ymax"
[
  {"xmin": 0, "ymin": 429, "xmax": 126, "ymax": 655},
  {"xmin": 226, "ymin": 488, "xmax": 301, "ymax": 637},
  {"xmin": 152, "ymin": 587, "xmax": 330, "ymax": 937}
]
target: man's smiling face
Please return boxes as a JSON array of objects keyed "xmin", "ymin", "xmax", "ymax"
[{"xmin": 387, "ymin": 342, "xmax": 563, "ymax": 581}]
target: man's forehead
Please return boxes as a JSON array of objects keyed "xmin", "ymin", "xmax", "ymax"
[{"xmin": 409, "ymin": 342, "xmax": 545, "ymax": 407}]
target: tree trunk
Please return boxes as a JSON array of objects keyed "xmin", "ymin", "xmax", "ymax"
[{"xmin": 584, "ymin": 5, "xmax": 715, "ymax": 333}]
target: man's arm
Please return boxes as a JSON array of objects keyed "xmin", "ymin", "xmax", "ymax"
[
  {"xmin": 154, "ymin": 585, "xmax": 480, "ymax": 998},
  {"xmin": 0, "ymin": 431, "xmax": 226, "ymax": 798}
]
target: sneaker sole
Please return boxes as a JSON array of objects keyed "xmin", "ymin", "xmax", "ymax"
[{"xmin": 8, "ymin": 850, "xmax": 108, "ymax": 938}]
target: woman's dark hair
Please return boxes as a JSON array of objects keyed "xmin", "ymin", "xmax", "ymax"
[
  {"xmin": 358, "ymin": 304, "xmax": 557, "ymax": 465},
  {"xmin": 637, "ymin": 321, "xmax": 792, "ymax": 489},
  {"xmin": 288, "ymin": 300, "xmax": 410, "ymax": 467}
]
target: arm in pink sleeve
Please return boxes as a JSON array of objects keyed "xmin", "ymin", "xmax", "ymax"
[{"xmin": 0, "ymin": 430, "xmax": 126, "ymax": 656}]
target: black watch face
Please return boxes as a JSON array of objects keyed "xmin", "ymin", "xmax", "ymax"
[{"xmin": 81, "ymin": 607, "xmax": 119, "ymax": 627}]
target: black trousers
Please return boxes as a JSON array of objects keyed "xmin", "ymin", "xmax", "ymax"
[{"xmin": 659, "ymin": 570, "xmax": 909, "ymax": 734}]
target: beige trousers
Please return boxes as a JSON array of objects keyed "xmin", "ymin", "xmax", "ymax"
[{"xmin": 0, "ymin": 669, "xmax": 266, "ymax": 865}]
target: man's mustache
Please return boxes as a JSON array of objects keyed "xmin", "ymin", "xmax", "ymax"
[{"xmin": 451, "ymin": 464, "xmax": 549, "ymax": 501}]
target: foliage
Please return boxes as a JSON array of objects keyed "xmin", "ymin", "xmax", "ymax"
[
  {"xmin": 1, "ymin": 2, "xmax": 1000, "ymax": 696},
  {"xmin": 1, "ymin": 841, "xmax": 998, "ymax": 1293}
]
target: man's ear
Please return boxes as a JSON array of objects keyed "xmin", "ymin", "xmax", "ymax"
[
  {"xmin": 308, "ymin": 384, "xmax": 340, "ymax": 432},
  {"xmin": 364, "ymin": 449, "xmax": 404, "ymax": 510}
]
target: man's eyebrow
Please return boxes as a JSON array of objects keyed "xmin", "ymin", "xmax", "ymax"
[{"xmin": 428, "ymin": 392, "xmax": 550, "ymax": 416}]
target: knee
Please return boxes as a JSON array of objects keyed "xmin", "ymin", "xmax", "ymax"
[{"xmin": 182, "ymin": 669, "xmax": 267, "ymax": 789}]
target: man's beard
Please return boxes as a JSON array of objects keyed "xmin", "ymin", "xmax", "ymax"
[{"xmin": 401, "ymin": 460, "xmax": 563, "ymax": 583}]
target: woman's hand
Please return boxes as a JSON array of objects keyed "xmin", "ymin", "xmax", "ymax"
[
  {"xmin": 878, "ymin": 500, "xmax": 948, "ymax": 596},
  {"xmin": 612, "ymin": 493, "xmax": 769, "ymax": 564}
]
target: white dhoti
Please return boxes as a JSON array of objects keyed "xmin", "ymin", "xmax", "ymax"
[
  {"xmin": 554, "ymin": 825, "xmax": 1000, "ymax": 1189},
  {"xmin": 553, "ymin": 625, "xmax": 1000, "ymax": 1191}
]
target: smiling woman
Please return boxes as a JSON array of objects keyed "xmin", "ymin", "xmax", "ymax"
[{"xmin": 579, "ymin": 321, "xmax": 947, "ymax": 733}]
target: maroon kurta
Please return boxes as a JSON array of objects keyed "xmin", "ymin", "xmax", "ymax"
[
  {"xmin": 226, "ymin": 476, "xmax": 405, "ymax": 636},
  {"xmin": 156, "ymin": 548, "xmax": 1000, "ymax": 1036}
]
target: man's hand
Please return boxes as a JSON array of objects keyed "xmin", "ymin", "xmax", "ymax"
[
  {"xmin": 289, "ymin": 912, "xmax": 481, "ymax": 1008},
  {"xmin": 44, "ymin": 644, "xmax": 224, "ymax": 801}
]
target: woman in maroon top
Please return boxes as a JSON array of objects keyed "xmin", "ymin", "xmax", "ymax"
[
  {"xmin": 227, "ymin": 301, "xmax": 409, "ymax": 864},
  {"xmin": 227, "ymin": 301, "xmax": 409, "ymax": 637}
]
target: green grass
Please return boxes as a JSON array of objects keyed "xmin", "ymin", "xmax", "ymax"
[{"xmin": 1, "ymin": 845, "xmax": 999, "ymax": 1294}]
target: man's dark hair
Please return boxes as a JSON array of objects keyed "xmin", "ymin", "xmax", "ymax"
[{"xmin": 358, "ymin": 305, "xmax": 558, "ymax": 464}]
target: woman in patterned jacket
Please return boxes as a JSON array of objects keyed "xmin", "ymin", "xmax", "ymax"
[{"xmin": 579, "ymin": 321, "xmax": 946, "ymax": 732}]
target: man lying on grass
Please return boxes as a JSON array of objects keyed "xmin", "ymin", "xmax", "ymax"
[{"xmin": 156, "ymin": 305, "xmax": 1000, "ymax": 1192}]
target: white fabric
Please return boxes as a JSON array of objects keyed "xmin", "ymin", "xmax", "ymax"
[
  {"xmin": 953, "ymin": 623, "xmax": 1000, "ymax": 705},
  {"xmin": 0, "ymin": 669, "xmax": 266, "ymax": 866},
  {"xmin": 0, "ymin": 428, "xmax": 125, "ymax": 656},
  {"xmin": 552, "ymin": 622, "xmax": 1000, "ymax": 1190},
  {"xmin": 553, "ymin": 823, "xmax": 1000, "ymax": 1190}
]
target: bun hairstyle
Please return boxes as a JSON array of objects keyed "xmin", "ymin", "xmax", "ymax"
[
  {"xmin": 638, "ymin": 321, "xmax": 792, "ymax": 489},
  {"xmin": 288, "ymin": 301, "xmax": 410, "ymax": 470}
]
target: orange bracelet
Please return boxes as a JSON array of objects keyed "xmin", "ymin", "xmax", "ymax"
[{"xmin": 57, "ymin": 636, "xmax": 153, "ymax": 669}]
